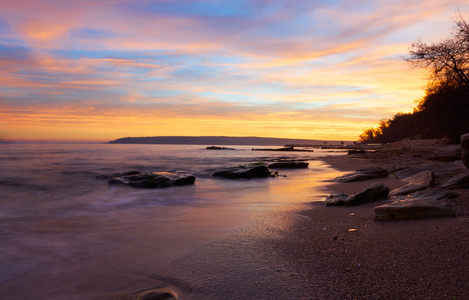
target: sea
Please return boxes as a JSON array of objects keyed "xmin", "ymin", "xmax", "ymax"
[{"xmin": 0, "ymin": 143, "xmax": 346, "ymax": 299}]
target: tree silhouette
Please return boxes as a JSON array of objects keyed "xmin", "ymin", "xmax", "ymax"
[
  {"xmin": 406, "ymin": 13, "xmax": 469, "ymax": 91},
  {"xmin": 360, "ymin": 12, "xmax": 469, "ymax": 143}
]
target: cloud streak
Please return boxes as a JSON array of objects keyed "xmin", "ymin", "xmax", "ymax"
[{"xmin": 1, "ymin": 0, "xmax": 468, "ymax": 141}]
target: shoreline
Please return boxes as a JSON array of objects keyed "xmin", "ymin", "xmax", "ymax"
[
  {"xmin": 3, "ymin": 143, "xmax": 468, "ymax": 299},
  {"xmin": 94, "ymin": 151, "xmax": 469, "ymax": 299},
  {"xmin": 278, "ymin": 151, "xmax": 469, "ymax": 299}
]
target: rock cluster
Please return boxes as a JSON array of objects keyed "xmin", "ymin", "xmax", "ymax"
[{"xmin": 327, "ymin": 157, "xmax": 469, "ymax": 220}]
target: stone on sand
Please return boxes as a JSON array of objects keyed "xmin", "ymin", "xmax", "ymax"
[
  {"xmin": 334, "ymin": 166, "xmax": 389, "ymax": 183},
  {"xmin": 325, "ymin": 183, "xmax": 389, "ymax": 206},
  {"xmin": 389, "ymin": 170, "xmax": 435, "ymax": 196},
  {"xmin": 374, "ymin": 189, "xmax": 457, "ymax": 221}
]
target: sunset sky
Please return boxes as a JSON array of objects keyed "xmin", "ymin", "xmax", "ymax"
[{"xmin": 1, "ymin": 0, "xmax": 468, "ymax": 142}]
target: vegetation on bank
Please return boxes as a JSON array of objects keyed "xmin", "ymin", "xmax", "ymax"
[{"xmin": 360, "ymin": 13, "xmax": 469, "ymax": 144}]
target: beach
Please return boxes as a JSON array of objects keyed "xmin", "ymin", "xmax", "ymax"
[
  {"xmin": 1, "ymin": 143, "xmax": 469, "ymax": 299},
  {"xmin": 97, "ymin": 145, "xmax": 469, "ymax": 300},
  {"xmin": 277, "ymin": 153, "xmax": 469, "ymax": 299}
]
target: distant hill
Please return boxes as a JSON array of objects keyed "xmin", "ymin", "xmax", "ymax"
[{"xmin": 108, "ymin": 136, "xmax": 347, "ymax": 146}]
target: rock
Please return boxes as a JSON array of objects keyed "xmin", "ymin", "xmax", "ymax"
[
  {"xmin": 389, "ymin": 170, "xmax": 435, "ymax": 196},
  {"xmin": 325, "ymin": 183, "xmax": 389, "ymax": 206},
  {"xmin": 393, "ymin": 162, "xmax": 463, "ymax": 180},
  {"xmin": 392, "ymin": 188, "xmax": 459, "ymax": 201},
  {"xmin": 374, "ymin": 189, "xmax": 457, "ymax": 221},
  {"xmin": 325, "ymin": 193, "xmax": 349, "ymax": 205},
  {"xmin": 104, "ymin": 171, "xmax": 196, "ymax": 188},
  {"xmin": 212, "ymin": 163, "xmax": 271, "ymax": 179},
  {"xmin": 136, "ymin": 288, "xmax": 178, "ymax": 300},
  {"xmin": 461, "ymin": 133, "xmax": 469, "ymax": 168},
  {"xmin": 334, "ymin": 166, "xmax": 389, "ymax": 183},
  {"xmin": 206, "ymin": 146, "xmax": 235, "ymax": 150},
  {"xmin": 440, "ymin": 173, "xmax": 469, "ymax": 189},
  {"xmin": 268, "ymin": 161, "xmax": 309, "ymax": 169}
]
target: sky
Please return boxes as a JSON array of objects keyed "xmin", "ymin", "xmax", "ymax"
[{"xmin": 1, "ymin": 0, "xmax": 468, "ymax": 142}]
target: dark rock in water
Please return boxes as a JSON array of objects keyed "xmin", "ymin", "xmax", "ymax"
[
  {"xmin": 374, "ymin": 188, "xmax": 457, "ymax": 221},
  {"xmin": 334, "ymin": 166, "xmax": 389, "ymax": 183},
  {"xmin": 252, "ymin": 146, "xmax": 314, "ymax": 152},
  {"xmin": 325, "ymin": 183, "xmax": 389, "ymax": 206},
  {"xmin": 390, "ymin": 170, "xmax": 435, "ymax": 196},
  {"xmin": 212, "ymin": 163, "xmax": 270, "ymax": 179},
  {"xmin": 440, "ymin": 173, "xmax": 469, "ymax": 189},
  {"xmin": 206, "ymin": 146, "xmax": 235, "ymax": 150},
  {"xmin": 268, "ymin": 161, "xmax": 309, "ymax": 169},
  {"xmin": 136, "ymin": 288, "xmax": 178, "ymax": 300},
  {"xmin": 101, "ymin": 171, "xmax": 195, "ymax": 188}
]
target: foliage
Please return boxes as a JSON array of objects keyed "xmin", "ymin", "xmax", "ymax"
[{"xmin": 360, "ymin": 13, "xmax": 469, "ymax": 144}]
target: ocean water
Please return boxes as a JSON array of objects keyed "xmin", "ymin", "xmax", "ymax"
[{"xmin": 0, "ymin": 143, "xmax": 345, "ymax": 299}]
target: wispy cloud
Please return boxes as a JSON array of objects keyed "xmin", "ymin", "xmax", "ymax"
[{"xmin": 1, "ymin": 0, "xmax": 468, "ymax": 141}]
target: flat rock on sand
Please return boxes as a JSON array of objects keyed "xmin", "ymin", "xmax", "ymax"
[{"xmin": 389, "ymin": 170, "xmax": 435, "ymax": 196}]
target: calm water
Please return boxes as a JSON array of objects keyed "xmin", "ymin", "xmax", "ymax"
[{"xmin": 0, "ymin": 143, "xmax": 345, "ymax": 299}]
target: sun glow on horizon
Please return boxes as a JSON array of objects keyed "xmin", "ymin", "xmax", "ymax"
[{"xmin": 1, "ymin": 0, "xmax": 468, "ymax": 141}]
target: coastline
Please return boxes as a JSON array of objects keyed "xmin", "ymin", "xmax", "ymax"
[
  {"xmin": 3, "ymin": 143, "xmax": 468, "ymax": 299},
  {"xmin": 277, "ymin": 151, "xmax": 469, "ymax": 299},
  {"xmin": 96, "ymin": 150, "xmax": 469, "ymax": 299}
]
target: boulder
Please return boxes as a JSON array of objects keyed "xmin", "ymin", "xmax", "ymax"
[
  {"xmin": 212, "ymin": 163, "xmax": 271, "ymax": 179},
  {"xmin": 461, "ymin": 133, "xmax": 469, "ymax": 168},
  {"xmin": 389, "ymin": 170, "xmax": 435, "ymax": 196},
  {"xmin": 102, "ymin": 171, "xmax": 196, "ymax": 188},
  {"xmin": 325, "ymin": 183, "xmax": 389, "ymax": 206},
  {"xmin": 334, "ymin": 166, "xmax": 389, "ymax": 183},
  {"xmin": 268, "ymin": 161, "xmax": 309, "ymax": 169},
  {"xmin": 374, "ymin": 189, "xmax": 457, "ymax": 221},
  {"xmin": 440, "ymin": 173, "xmax": 469, "ymax": 189}
]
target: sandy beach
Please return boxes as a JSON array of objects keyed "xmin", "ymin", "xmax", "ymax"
[{"xmin": 277, "ymin": 153, "xmax": 469, "ymax": 299}]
